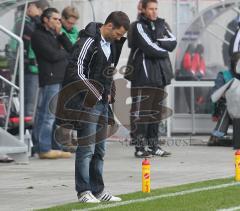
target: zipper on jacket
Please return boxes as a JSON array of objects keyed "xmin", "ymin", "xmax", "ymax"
[{"xmin": 142, "ymin": 53, "xmax": 148, "ymax": 78}]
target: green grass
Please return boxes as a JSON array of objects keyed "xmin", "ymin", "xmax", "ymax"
[{"xmin": 37, "ymin": 178, "xmax": 240, "ymax": 211}]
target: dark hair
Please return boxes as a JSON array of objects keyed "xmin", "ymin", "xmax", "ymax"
[
  {"xmin": 186, "ymin": 43, "xmax": 195, "ymax": 54},
  {"xmin": 104, "ymin": 11, "xmax": 130, "ymax": 31},
  {"xmin": 27, "ymin": 0, "xmax": 49, "ymax": 10},
  {"xmin": 62, "ymin": 6, "xmax": 79, "ymax": 20},
  {"xmin": 35, "ymin": 0, "xmax": 50, "ymax": 10},
  {"xmin": 195, "ymin": 44, "xmax": 204, "ymax": 54},
  {"xmin": 18, "ymin": 0, "xmax": 49, "ymax": 11},
  {"xmin": 141, "ymin": 0, "xmax": 158, "ymax": 9},
  {"xmin": 40, "ymin": 7, "xmax": 59, "ymax": 23}
]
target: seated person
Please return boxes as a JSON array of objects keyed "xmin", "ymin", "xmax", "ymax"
[{"xmin": 208, "ymin": 52, "xmax": 240, "ymax": 146}]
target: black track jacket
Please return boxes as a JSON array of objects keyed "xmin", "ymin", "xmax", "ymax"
[{"xmin": 127, "ymin": 14, "xmax": 177, "ymax": 87}]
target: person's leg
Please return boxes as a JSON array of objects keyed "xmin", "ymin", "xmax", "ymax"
[
  {"xmin": 90, "ymin": 102, "xmax": 108, "ymax": 195},
  {"xmin": 130, "ymin": 87, "xmax": 138, "ymax": 145},
  {"xmin": 212, "ymin": 108, "xmax": 230, "ymax": 137},
  {"xmin": 24, "ymin": 74, "xmax": 39, "ymax": 117},
  {"xmin": 90, "ymin": 141, "xmax": 106, "ymax": 195},
  {"xmin": 75, "ymin": 142, "xmax": 95, "ymax": 194},
  {"xmin": 208, "ymin": 108, "xmax": 230, "ymax": 146},
  {"xmin": 37, "ymin": 84, "xmax": 60, "ymax": 153},
  {"xmin": 75, "ymin": 102, "xmax": 103, "ymax": 195},
  {"xmin": 146, "ymin": 87, "xmax": 171, "ymax": 156},
  {"xmin": 233, "ymin": 118, "xmax": 240, "ymax": 149},
  {"xmin": 131, "ymin": 88, "xmax": 151, "ymax": 157},
  {"xmin": 31, "ymin": 87, "xmax": 43, "ymax": 154}
]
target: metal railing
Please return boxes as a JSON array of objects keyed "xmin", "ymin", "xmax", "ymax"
[{"xmin": 0, "ymin": 24, "xmax": 24, "ymax": 143}]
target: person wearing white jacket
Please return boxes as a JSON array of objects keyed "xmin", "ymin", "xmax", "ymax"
[{"xmin": 211, "ymin": 52, "xmax": 240, "ymax": 149}]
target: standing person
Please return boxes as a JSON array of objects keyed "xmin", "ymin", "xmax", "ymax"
[
  {"xmin": 31, "ymin": 8, "xmax": 72, "ymax": 159},
  {"xmin": 12, "ymin": 1, "xmax": 49, "ymax": 117},
  {"xmin": 127, "ymin": 0, "xmax": 177, "ymax": 158},
  {"xmin": 61, "ymin": 11, "xmax": 130, "ymax": 203},
  {"xmin": 54, "ymin": 6, "xmax": 80, "ymax": 152},
  {"xmin": 61, "ymin": 6, "xmax": 79, "ymax": 44}
]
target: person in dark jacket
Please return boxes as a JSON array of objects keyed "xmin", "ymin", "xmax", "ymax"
[
  {"xmin": 31, "ymin": 8, "xmax": 72, "ymax": 159},
  {"xmin": 11, "ymin": 1, "xmax": 49, "ymax": 117},
  {"xmin": 127, "ymin": 0, "xmax": 177, "ymax": 158},
  {"xmin": 59, "ymin": 11, "xmax": 130, "ymax": 203}
]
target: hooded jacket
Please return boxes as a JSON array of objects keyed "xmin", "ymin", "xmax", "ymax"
[
  {"xmin": 63, "ymin": 22, "xmax": 126, "ymax": 102},
  {"xmin": 126, "ymin": 14, "xmax": 177, "ymax": 87}
]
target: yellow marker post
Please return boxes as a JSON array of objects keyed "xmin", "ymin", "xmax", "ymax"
[
  {"xmin": 235, "ymin": 150, "xmax": 240, "ymax": 181},
  {"xmin": 142, "ymin": 158, "xmax": 150, "ymax": 193}
]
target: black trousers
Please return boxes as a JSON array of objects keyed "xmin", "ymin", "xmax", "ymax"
[
  {"xmin": 233, "ymin": 118, "xmax": 240, "ymax": 149},
  {"xmin": 213, "ymin": 108, "xmax": 231, "ymax": 136},
  {"xmin": 130, "ymin": 87, "xmax": 165, "ymax": 150}
]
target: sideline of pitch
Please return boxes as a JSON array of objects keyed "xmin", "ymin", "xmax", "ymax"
[
  {"xmin": 217, "ymin": 205, "xmax": 240, "ymax": 211},
  {"xmin": 71, "ymin": 182, "xmax": 240, "ymax": 211}
]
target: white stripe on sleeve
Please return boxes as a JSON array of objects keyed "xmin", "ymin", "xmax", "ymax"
[
  {"xmin": 157, "ymin": 29, "xmax": 176, "ymax": 42},
  {"xmin": 77, "ymin": 38, "xmax": 102, "ymax": 100},
  {"xmin": 136, "ymin": 23, "xmax": 166, "ymax": 52},
  {"xmin": 233, "ymin": 29, "xmax": 240, "ymax": 53}
]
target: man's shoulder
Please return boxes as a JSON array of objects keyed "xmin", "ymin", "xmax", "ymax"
[
  {"xmin": 32, "ymin": 26, "xmax": 45, "ymax": 35},
  {"xmin": 73, "ymin": 36, "xmax": 97, "ymax": 53},
  {"xmin": 133, "ymin": 20, "xmax": 146, "ymax": 30}
]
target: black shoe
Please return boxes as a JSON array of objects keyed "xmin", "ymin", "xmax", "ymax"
[
  {"xmin": 150, "ymin": 147, "xmax": 171, "ymax": 157},
  {"xmin": 134, "ymin": 149, "xmax": 152, "ymax": 158}
]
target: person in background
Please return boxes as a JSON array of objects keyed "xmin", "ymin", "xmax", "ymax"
[
  {"xmin": 209, "ymin": 52, "xmax": 240, "ymax": 149},
  {"xmin": 191, "ymin": 44, "xmax": 206, "ymax": 80},
  {"xmin": 31, "ymin": 8, "xmax": 72, "ymax": 159},
  {"xmin": 11, "ymin": 0, "xmax": 49, "ymax": 117},
  {"xmin": 207, "ymin": 53, "xmax": 237, "ymax": 146},
  {"xmin": 127, "ymin": 0, "xmax": 176, "ymax": 158},
  {"xmin": 54, "ymin": 6, "xmax": 80, "ymax": 153},
  {"xmin": 222, "ymin": 17, "xmax": 239, "ymax": 67},
  {"xmin": 60, "ymin": 6, "xmax": 79, "ymax": 44}
]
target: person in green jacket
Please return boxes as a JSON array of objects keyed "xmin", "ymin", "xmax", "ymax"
[{"xmin": 61, "ymin": 6, "xmax": 79, "ymax": 44}]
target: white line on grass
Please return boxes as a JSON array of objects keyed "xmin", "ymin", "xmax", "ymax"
[
  {"xmin": 217, "ymin": 205, "xmax": 240, "ymax": 211},
  {"xmin": 72, "ymin": 182, "xmax": 240, "ymax": 211}
]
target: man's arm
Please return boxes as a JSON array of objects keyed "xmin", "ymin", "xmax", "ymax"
[
  {"xmin": 134, "ymin": 22, "xmax": 168, "ymax": 58},
  {"xmin": 157, "ymin": 23, "xmax": 177, "ymax": 52},
  {"xmin": 72, "ymin": 37, "xmax": 102, "ymax": 100}
]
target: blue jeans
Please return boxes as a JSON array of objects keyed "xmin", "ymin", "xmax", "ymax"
[
  {"xmin": 75, "ymin": 101, "xmax": 108, "ymax": 195},
  {"xmin": 32, "ymin": 84, "xmax": 60, "ymax": 153},
  {"xmin": 24, "ymin": 74, "xmax": 39, "ymax": 116}
]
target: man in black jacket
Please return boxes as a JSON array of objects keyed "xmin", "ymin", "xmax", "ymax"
[
  {"xmin": 59, "ymin": 11, "xmax": 129, "ymax": 203},
  {"xmin": 31, "ymin": 8, "xmax": 72, "ymax": 159},
  {"xmin": 12, "ymin": 1, "xmax": 49, "ymax": 117},
  {"xmin": 127, "ymin": 0, "xmax": 177, "ymax": 158}
]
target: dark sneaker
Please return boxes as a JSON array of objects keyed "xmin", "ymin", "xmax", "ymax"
[
  {"xmin": 150, "ymin": 147, "xmax": 171, "ymax": 157},
  {"xmin": 134, "ymin": 149, "xmax": 152, "ymax": 158},
  {"xmin": 96, "ymin": 191, "xmax": 121, "ymax": 202}
]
